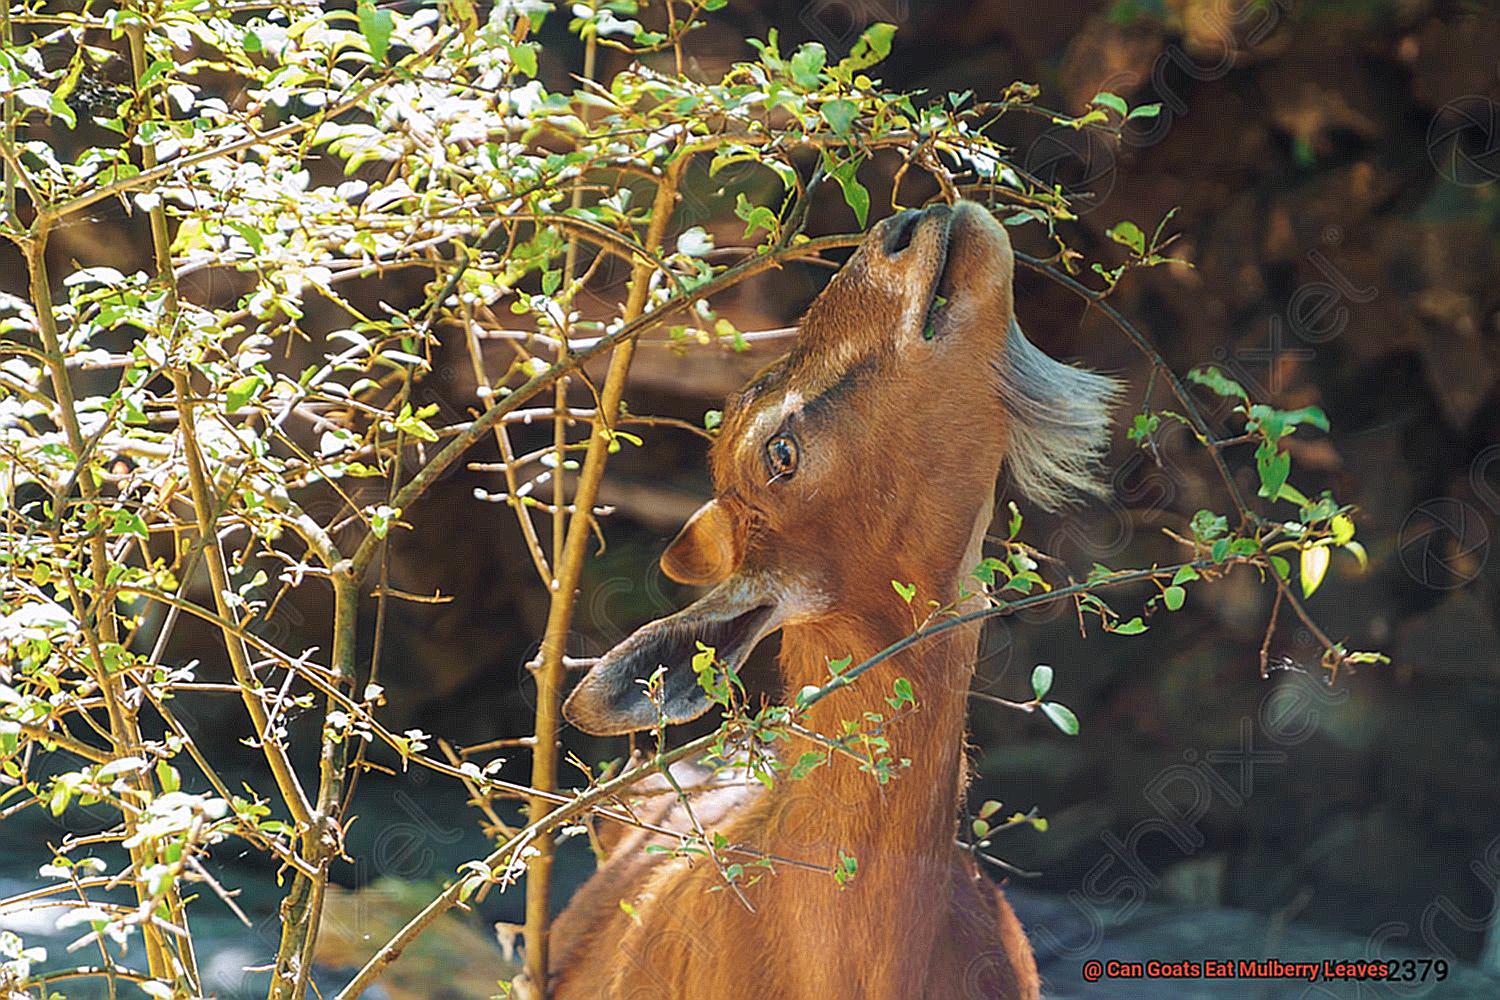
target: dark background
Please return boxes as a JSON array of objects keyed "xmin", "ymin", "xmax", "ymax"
[{"xmin": 6, "ymin": 1, "xmax": 1500, "ymax": 997}]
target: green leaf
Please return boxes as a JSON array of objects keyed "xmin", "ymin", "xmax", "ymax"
[
  {"xmin": 1300, "ymin": 545, "xmax": 1330, "ymax": 598},
  {"xmin": 1030, "ymin": 664, "xmax": 1053, "ymax": 700},
  {"xmin": 1191, "ymin": 509, "xmax": 1229, "ymax": 542},
  {"xmin": 110, "ymin": 510, "xmax": 149, "ymax": 541},
  {"xmin": 225, "ymin": 374, "xmax": 263, "ymax": 413},
  {"xmin": 891, "ymin": 580, "xmax": 916, "ymax": 604},
  {"xmin": 1277, "ymin": 481, "xmax": 1311, "ymax": 506},
  {"xmin": 789, "ymin": 751, "xmax": 824, "ymax": 780},
  {"xmin": 838, "ymin": 22, "xmax": 896, "ymax": 74},
  {"xmin": 49, "ymin": 93, "xmax": 77, "ymax": 129},
  {"xmin": 789, "ymin": 42, "xmax": 827, "ymax": 88},
  {"xmin": 1091, "ymin": 91, "xmax": 1128, "ymax": 116},
  {"xmin": 1171, "ymin": 565, "xmax": 1200, "ymax": 585},
  {"xmin": 1280, "ymin": 405, "xmax": 1329, "ymax": 433},
  {"xmin": 1127, "ymin": 412, "xmax": 1160, "ymax": 443},
  {"xmin": 703, "ymin": 409, "xmax": 722, "ymax": 431},
  {"xmin": 1113, "ymin": 617, "xmax": 1147, "ymax": 635},
  {"xmin": 978, "ymin": 799, "xmax": 1002, "ymax": 820},
  {"xmin": 1040, "ymin": 702, "xmax": 1080, "ymax": 736},
  {"xmin": 1162, "ymin": 585, "xmax": 1185, "ymax": 611},
  {"xmin": 734, "ymin": 192, "xmax": 778, "ymax": 239},
  {"xmin": 823, "ymin": 151, "xmax": 870, "ymax": 227},
  {"xmin": 1187, "ymin": 366, "xmax": 1248, "ymax": 401},
  {"xmin": 820, "ymin": 98, "xmax": 858, "ymax": 135},
  {"xmin": 1256, "ymin": 441, "xmax": 1291, "ymax": 499},
  {"xmin": 1343, "ymin": 539, "xmax": 1368, "ymax": 570},
  {"xmin": 368, "ymin": 505, "xmax": 399, "ymax": 540},
  {"xmin": 1127, "ymin": 103, "xmax": 1163, "ymax": 120},
  {"xmin": 1330, "ymin": 513, "xmax": 1355, "ymax": 546},
  {"xmin": 1107, "ymin": 220, "xmax": 1146, "ymax": 256},
  {"xmin": 357, "ymin": 0, "xmax": 394, "ymax": 64},
  {"xmin": 506, "ymin": 41, "xmax": 538, "ymax": 78},
  {"xmin": 971, "ymin": 557, "xmax": 1006, "ymax": 586},
  {"xmin": 833, "ymin": 849, "xmax": 858, "ymax": 886},
  {"xmin": 138, "ymin": 58, "xmax": 171, "ymax": 91},
  {"xmin": 1269, "ymin": 554, "xmax": 1291, "ymax": 580}
]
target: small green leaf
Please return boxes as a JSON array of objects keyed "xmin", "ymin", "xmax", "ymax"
[
  {"xmin": 1171, "ymin": 565, "xmax": 1200, "ymax": 585},
  {"xmin": 823, "ymin": 151, "xmax": 870, "ymax": 227},
  {"xmin": 226, "ymin": 374, "xmax": 263, "ymax": 412},
  {"xmin": 820, "ymin": 98, "xmax": 858, "ymax": 135},
  {"xmin": 137, "ymin": 58, "xmax": 171, "ymax": 91},
  {"xmin": 1040, "ymin": 702, "xmax": 1080, "ymax": 736},
  {"xmin": 978, "ymin": 799, "xmax": 1002, "ymax": 820},
  {"xmin": 1187, "ymin": 366, "xmax": 1248, "ymax": 401},
  {"xmin": 692, "ymin": 641, "xmax": 717, "ymax": 675},
  {"xmin": 703, "ymin": 409, "xmax": 723, "ymax": 431},
  {"xmin": 357, "ymin": 0, "xmax": 394, "ymax": 64},
  {"xmin": 838, "ymin": 22, "xmax": 896, "ymax": 73},
  {"xmin": 1113, "ymin": 617, "xmax": 1147, "ymax": 635},
  {"xmin": 1127, "ymin": 103, "xmax": 1163, "ymax": 121},
  {"xmin": 789, "ymin": 751, "xmax": 824, "ymax": 780},
  {"xmin": 891, "ymin": 580, "xmax": 916, "ymax": 604},
  {"xmin": 1256, "ymin": 441, "xmax": 1291, "ymax": 500},
  {"xmin": 1091, "ymin": 91, "xmax": 1128, "ymax": 116},
  {"xmin": 1191, "ymin": 510, "xmax": 1229, "ymax": 542},
  {"xmin": 971, "ymin": 557, "xmax": 1006, "ymax": 586},
  {"xmin": 1162, "ymin": 585, "xmax": 1185, "ymax": 611},
  {"xmin": 1330, "ymin": 513, "xmax": 1355, "ymax": 546},
  {"xmin": 1277, "ymin": 481, "xmax": 1311, "ymax": 506},
  {"xmin": 789, "ymin": 42, "xmax": 827, "ymax": 88},
  {"xmin": 110, "ymin": 510, "xmax": 149, "ymax": 541},
  {"xmin": 1107, "ymin": 220, "xmax": 1146, "ymax": 256},
  {"xmin": 1127, "ymin": 412, "xmax": 1160, "ymax": 443},
  {"xmin": 1030, "ymin": 664, "xmax": 1053, "ymax": 700},
  {"xmin": 505, "ymin": 41, "xmax": 538, "ymax": 78}
]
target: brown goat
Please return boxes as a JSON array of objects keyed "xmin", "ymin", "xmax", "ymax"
[{"xmin": 549, "ymin": 201, "xmax": 1118, "ymax": 999}]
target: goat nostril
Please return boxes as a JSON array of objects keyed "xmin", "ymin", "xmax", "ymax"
[{"xmin": 883, "ymin": 210, "xmax": 921, "ymax": 255}]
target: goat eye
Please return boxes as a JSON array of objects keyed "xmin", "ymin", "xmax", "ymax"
[{"xmin": 765, "ymin": 434, "xmax": 798, "ymax": 479}]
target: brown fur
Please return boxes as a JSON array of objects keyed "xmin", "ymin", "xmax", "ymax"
[{"xmin": 552, "ymin": 202, "xmax": 1115, "ymax": 999}]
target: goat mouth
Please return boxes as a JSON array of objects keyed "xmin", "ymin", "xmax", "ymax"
[
  {"xmin": 922, "ymin": 212, "xmax": 956, "ymax": 340},
  {"xmin": 684, "ymin": 601, "xmax": 777, "ymax": 660}
]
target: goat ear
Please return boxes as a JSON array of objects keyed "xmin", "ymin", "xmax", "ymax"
[
  {"xmin": 563, "ymin": 582, "xmax": 777, "ymax": 735},
  {"xmin": 661, "ymin": 499, "xmax": 740, "ymax": 585}
]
